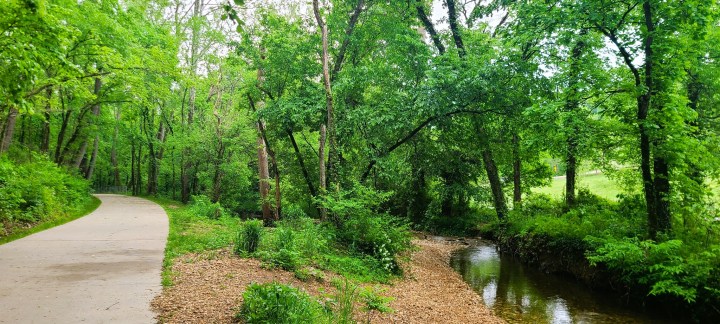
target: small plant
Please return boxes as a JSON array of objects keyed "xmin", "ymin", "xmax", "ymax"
[
  {"xmin": 294, "ymin": 267, "xmax": 311, "ymax": 282},
  {"xmin": 238, "ymin": 282, "xmax": 328, "ymax": 323},
  {"xmin": 360, "ymin": 286, "xmax": 394, "ymax": 323},
  {"xmin": 234, "ymin": 219, "xmax": 263, "ymax": 255},
  {"xmin": 327, "ymin": 278, "xmax": 359, "ymax": 324}
]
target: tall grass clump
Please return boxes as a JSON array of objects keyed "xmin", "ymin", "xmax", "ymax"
[{"xmin": 234, "ymin": 219, "xmax": 263, "ymax": 255}]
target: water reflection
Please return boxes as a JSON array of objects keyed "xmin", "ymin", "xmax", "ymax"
[{"xmin": 449, "ymin": 243, "xmax": 675, "ymax": 324}]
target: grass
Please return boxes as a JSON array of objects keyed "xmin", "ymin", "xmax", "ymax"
[
  {"xmin": 533, "ymin": 172, "xmax": 720, "ymax": 203},
  {"xmin": 143, "ymin": 196, "xmax": 241, "ymax": 286},
  {"xmin": 533, "ymin": 172, "xmax": 624, "ymax": 201},
  {"xmin": 0, "ymin": 196, "xmax": 101, "ymax": 245}
]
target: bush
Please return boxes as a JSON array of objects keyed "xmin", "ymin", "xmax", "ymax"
[
  {"xmin": 188, "ymin": 195, "xmax": 227, "ymax": 219},
  {"xmin": 318, "ymin": 184, "xmax": 412, "ymax": 273},
  {"xmin": 238, "ymin": 282, "xmax": 329, "ymax": 324},
  {"xmin": 234, "ymin": 219, "xmax": 263, "ymax": 255},
  {"xmin": 0, "ymin": 154, "xmax": 90, "ymax": 236},
  {"xmin": 586, "ymin": 237, "xmax": 720, "ymax": 305}
]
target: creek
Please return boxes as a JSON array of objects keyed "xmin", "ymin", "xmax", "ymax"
[{"xmin": 449, "ymin": 241, "xmax": 676, "ymax": 324}]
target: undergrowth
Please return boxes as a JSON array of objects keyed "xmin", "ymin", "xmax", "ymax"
[{"xmin": 0, "ymin": 153, "xmax": 94, "ymax": 243}]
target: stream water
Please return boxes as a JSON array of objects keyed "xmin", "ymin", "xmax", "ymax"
[{"xmin": 449, "ymin": 241, "xmax": 676, "ymax": 324}]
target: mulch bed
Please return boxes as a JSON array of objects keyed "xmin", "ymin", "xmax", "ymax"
[{"xmin": 152, "ymin": 239, "xmax": 504, "ymax": 323}]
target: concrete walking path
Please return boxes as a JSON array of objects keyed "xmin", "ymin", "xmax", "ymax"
[{"xmin": 0, "ymin": 194, "xmax": 168, "ymax": 323}]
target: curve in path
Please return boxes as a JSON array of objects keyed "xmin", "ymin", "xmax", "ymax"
[{"xmin": 0, "ymin": 194, "xmax": 168, "ymax": 323}]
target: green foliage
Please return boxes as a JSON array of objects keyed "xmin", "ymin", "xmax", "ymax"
[
  {"xmin": 359, "ymin": 286, "xmax": 394, "ymax": 314},
  {"xmin": 238, "ymin": 282, "xmax": 329, "ymax": 324},
  {"xmin": 248, "ymin": 211, "xmax": 402, "ymax": 283},
  {"xmin": 234, "ymin": 219, "xmax": 263, "ymax": 255},
  {"xmin": 586, "ymin": 237, "xmax": 720, "ymax": 304},
  {"xmin": 319, "ymin": 185, "xmax": 412, "ymax": 273},
  {"xmin": 188, "ymin": 195, "xmax": 227, "ymax": 219},
  {"xmin": 0, "ymin": 154, "xmax": 90, "ymax": 237},
  {"xmin": 327, "ymin": 278, "xmax": 359, "ymax": 324}
]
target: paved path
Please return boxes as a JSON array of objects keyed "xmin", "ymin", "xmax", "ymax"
[{"xmin": 0, "ymin": 194, "xmax": 168, "ymax": 323}]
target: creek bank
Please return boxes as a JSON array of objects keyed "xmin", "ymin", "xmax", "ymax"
[{"xmin": 482, "ymin": 227, "xmax": 711, "ymax": 323}]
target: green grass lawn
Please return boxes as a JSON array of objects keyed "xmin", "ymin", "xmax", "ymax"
[
  {"xmin": 533, "ymin": 173, "xmax": 720, "ymax": 203},
  {"xmin": 532, "ymin": 173, "xmax": 624, "ymax": 201}
]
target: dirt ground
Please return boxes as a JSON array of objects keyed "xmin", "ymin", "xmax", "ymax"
[{"xmin": 152, "ymin": 239, "xmax": 504, "ymax": 323}]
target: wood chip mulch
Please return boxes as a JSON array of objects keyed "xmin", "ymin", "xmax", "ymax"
[{"xmin": 152, "ymin": 239, "xmax": 504, "ymax": 324}]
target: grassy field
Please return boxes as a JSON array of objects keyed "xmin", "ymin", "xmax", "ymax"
[
  {"xmin": 533, "ymin": 173, "xmax": 720, "ymax": 202},
  {"xmin": 533, "ymin": 173, "xmax": 624, "ymax": 201}
]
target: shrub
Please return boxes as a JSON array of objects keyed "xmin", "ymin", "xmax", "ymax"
[
  {"xmin": 318, "ymin": 184, "xmax": 412, "ymax": 273},
  {"xmin": 188, "ymin": 195, "xmax": 226, "ymax": 219},
  {"xmin": 238, "ymin": 282, "xmax": 328, "ymax": 324},
  {"xmin": 0, "ymin": 154, "xmax": 90, "ymax": 236},
  {"xmin": 586, "ymin": 237, "xmax": 720, "ymax": 304},
  {"xmin": 360, "ymin": 286, "xmax": 394, "ymax": 314},
  {"xmin": 234, "ymin": 219, "xmax": 263, "ymax": 255}
]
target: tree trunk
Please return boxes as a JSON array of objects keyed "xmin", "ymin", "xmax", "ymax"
[
  {"xmin": 564, "ymin": 33, "xmax": 586, "ymax": 206},
  {"xmin": 0, "ymin": 106, "xmax": 19, "ymax": 153},
  {"xmin": 73, "ymin": 141, "xmax": 88, "ymax": 170},
  {"xmin": 41, "ymin": 87, "xmax": 52, "ymax": 153},
  {"xmin": 111, "ymin": 107, "xmax": 121, "ymax": 186},
  {"xmin": 257, "ymin": 134, "xmax": 272, "ymax": 224},
  {"xmin": 313, "ymin": 0, "xmax": 337, "ymax": 189},
  {"xmin": 84, "ymin": 136, "xmax": 99, "ymax": 180},
  {"xmin": 319, "ymin": 124, "xmax": 327, "ymax": 220},
  {"xmin": 476, "ymin": 124, "xmax": 507, "ymax": 220},
  {"xmin": 288, "ymin": 129, "xmax": 317, "ymax": 197},
  {"xmin": 181, "ymin": 156, "xmax": 191, "ymax": 203},
  {"xmin": 415, "ymin": 0, "xmax": 445, "ymax": 54},
  {"xmin": 55, "ymin": 100, "xmax": 71, "ymax": 163},
  {"xmin": 512, "ymin": 133, "xmax": 522, "ymax": 205},
  {"xmin": 445, "ymin": 0, "xmax": 465, "ymax": 57},
  {"xmin": 136, "ymin": 143, "xmax": 142, "ymax": 195},
  {"xmin": 130, "ymin": 143, "xmax": 136, "ymax": 195},
  {"xmin": 84, "ymin": 77, "xmax": 103, "ymax": 180},
  {"xmin": 482, "ymin": 147, "xmax": 508, "ymax": 220},
  {"xmin": 642, "ymin": 0, "xmax": 671, "ymax": 238}
]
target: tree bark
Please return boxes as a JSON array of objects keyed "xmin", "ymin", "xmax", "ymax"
[
  {"xmin": 288, "ymin": 129, "xmax": 318, "ymax": 198},
  {"xmin": 330, "ymin": 0, "xmax": 365, "ymax": 82},
  {"xmin": 257, "ymin": 134, "xmax": 272, "ymax": 224},
  {"xmin": 482, "ymin": 147, "xmax": 507, "ymax": 220},
  {"xmin": 84, "ymin": 77, "xmax": 102, "ymax": 180},
  {"xmin": 110, "ymin": 107, "xmax": 121, "ymax": 186},
  {"xmin": 477, "ymin": 125, "xmax": 507, "ymax": 220},
  {"xmin": 41, "ymin": 87, "xmax": 52, "ymax": 153},
  {"xmin": 642, "ymin": 0, "xmax": 671, "ymax": 238},
  {"xmin": 318, "ymin": 124, "xmax": 327, "ymax": 219},
  {"xmin": 130, "ymin": 143, "xmax": 136, "ymax": 195},
  {"xmin": 314, "ymin": 0, "xmax": 337, "ymax": 190},
  {"xmin": 73, "ymin": 140, "xmax": 88, "ymax": 170},
  {"xmin": 415, "ymin": 0, "xmax": 445, "ymax": 54},
  {"xmin": 0, "ymin": 106, "xmax": 19, "ymax": 153},
  {"xmin": 445, "ymin": 0, "xmax": 465, "ymax": 57},
  {"xmin": 55, "ymin": 103, "xmax": 71, "ymax": 163},
  {"xmin": 564, "ymin": 33, "xmax": 586, "ymax": 206},
  {"xmin": 512, "ymin": 133, "xmax": 522, "ymax": 205}
]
